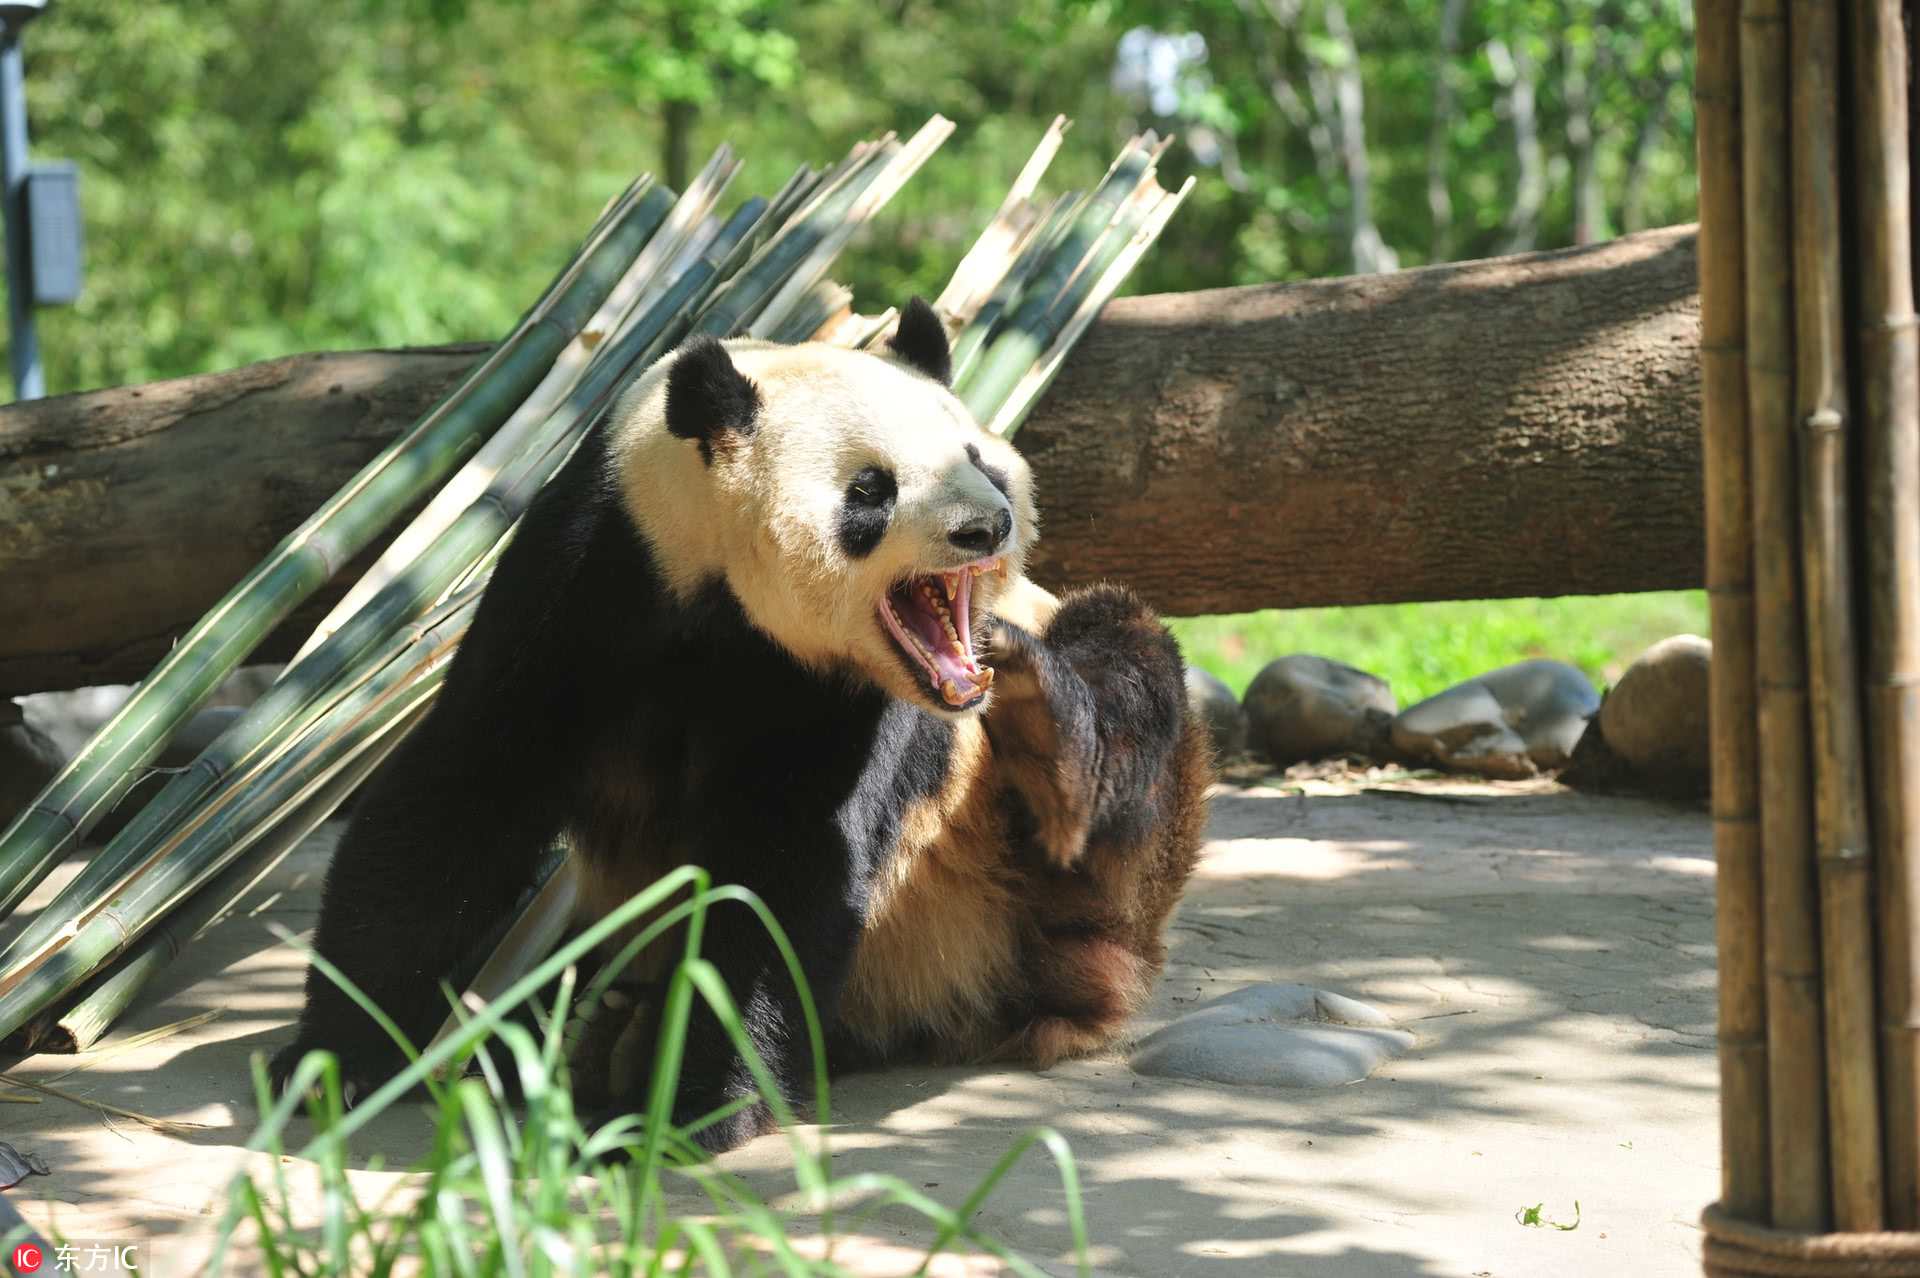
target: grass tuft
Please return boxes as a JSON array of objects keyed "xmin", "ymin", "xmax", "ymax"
[{"xmin": 214, "ymin": 870, "xmax": 1091, "ymax": 1277}]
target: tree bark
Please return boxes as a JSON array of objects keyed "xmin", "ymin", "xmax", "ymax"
[
  {"xmin": 0, "ymin": 343, "xmax": 487, "ymax": 696},
  {"xmin": 0, "ymin": 226, "xmax": 1704, "ymax": 697},
  {"xmin": 1017, "ymin": 222, "xmax": 1702, "ymax": 615}
]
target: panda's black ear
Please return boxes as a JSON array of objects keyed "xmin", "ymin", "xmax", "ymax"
[
  {"xmin": 889, "ymin": 296, "xmax": 952, "ymax": 387},
  {"xmin": 666, "ymin": 335, "xmax": 760, "ymax": 462}
]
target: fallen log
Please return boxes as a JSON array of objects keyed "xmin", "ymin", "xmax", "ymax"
[{"xmin": 0, "ymin": 225, "xmax": 1702, "ymax": 697}]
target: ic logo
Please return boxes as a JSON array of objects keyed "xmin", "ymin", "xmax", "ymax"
[{"xmin": 10, "ymin": 1243, "xmax": 41, "ymax": 1273}]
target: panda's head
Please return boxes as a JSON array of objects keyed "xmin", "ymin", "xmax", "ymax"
[{"xmin": 612, "ymin": 298, "xmax": 1039, "ymax": 716}]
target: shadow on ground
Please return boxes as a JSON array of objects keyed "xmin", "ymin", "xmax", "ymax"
[{"xmin": 1, "ymin": 780, "xmax": 1718, "ymax": 1277}]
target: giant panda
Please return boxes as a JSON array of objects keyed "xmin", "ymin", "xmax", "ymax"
[{"xmin": 270, "ymin": 299, "xmax": 1213, "ymax": 1153}]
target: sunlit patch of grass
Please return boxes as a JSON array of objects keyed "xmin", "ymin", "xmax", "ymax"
[
  {"xmin": 219, "ymin": 867, "xmax": 1090, "ymax": 1277},
  {"xmin": 1168, "ymin": 590, "xmax": 1709, "ymax": 705}
]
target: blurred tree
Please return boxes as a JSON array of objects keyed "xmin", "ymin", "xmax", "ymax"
[{"xmin": 6, "ymin": 0, "xmax": 1695, "ymax": 395}]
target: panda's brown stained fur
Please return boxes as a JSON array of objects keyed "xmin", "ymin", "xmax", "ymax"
[
  {"xmin": 571, "ymin": 752, "xmax": 681, "ymax": 986},
  {"xmin": 566, "ymin": 580, "xmax": 1213, "ymax": 1080},
  {"xmin": 837, "ymin": 588, "xmax": 1214, "ymax": 1068}
]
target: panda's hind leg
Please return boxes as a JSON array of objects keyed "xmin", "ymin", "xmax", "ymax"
[{"xmin": 983, "ymin": 584, "xmax": 1212, "ymax": 1062}]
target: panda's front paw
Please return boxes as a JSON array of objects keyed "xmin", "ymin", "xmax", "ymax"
[{"xmin": 267, "ymin": 1038, "xmax": 399, "ymax": 1111}]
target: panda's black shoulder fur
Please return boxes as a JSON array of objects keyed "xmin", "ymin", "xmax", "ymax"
[{"xmin": 273, "ymin": 413, "xmax": 956, "ymax": 1148}]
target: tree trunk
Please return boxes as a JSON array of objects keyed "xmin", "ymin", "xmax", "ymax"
[
  {"xmin": 1018, "ymin": 222, "xmax": 1702, "ymax": 615},
  {"xmin": 0, "ymin": 226, "xmax": 1704, "ymax": 697},
  {"xmin": 0, "ymin": 343, "xmax": 487, "ymax": 696}
]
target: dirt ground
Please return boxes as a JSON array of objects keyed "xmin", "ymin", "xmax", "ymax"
[{"xmin": 0, "ymin": 773, "xmax": 1718, "ymax": 1276}]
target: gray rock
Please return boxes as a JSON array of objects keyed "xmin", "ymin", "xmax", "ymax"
[
  {"xmin": 1184, "ymin": 665, "xmax": 1246, "ymax": 759},
  {"xmin": 89, "ymin": 705, "xmax": 248, "ymax": 844},
  {"xmin": 1391, "ymin": 659, "xmax": 1600, "ymax": 779},
  {"xmin": 0, "ymin": 700, "xmax": 64, "ymax": 824},
  {"xmin": 1131, "ymin": 983, "xmax": 1413, "ymax": 1088},
  {"xmin": 1598, "ymin": 634, "xmax": 1711, "ymax": 794},
  {"xmin": 1243, "ymin": 653, "xmax": 1396, "ymax": 765}
]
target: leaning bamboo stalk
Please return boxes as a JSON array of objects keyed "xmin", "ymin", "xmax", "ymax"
[
  {"xmin": 0, "ymin": 188, "xmax": 774, "ymax": 946},
  {"xmin": 953, "ymin": 139, "xmax": 1158, "ymax": 413},
  {"xmin": 1696, "ymin": 0, "xmax": 1769, "ymax": 1227},
  {"xmin": 960, "ymin": 163, "xmax": 1164, "ymax": 423},
  {"xmin": 765, "ymin": 281, "xmax": 855, "ymax": 346},
  {"xmin": 1790, "ymin": 0, "xmax": 1882, "ymax": 1230},
  {"xmin": 18, "ymin": 698, "xmax": 435, "ymax": 1056},
  {"xmin": 1743, "ymin": 0, "xmax": 1829, "ymax": 1233},
  {"xmin": 294, "ymin": 148, "xmax": 743, "ymax": 655},
  {"xmin": 936, "ymin": 116, "xmax": 1071, "ymax": 321},
  {"xmin": 0, "ymin": 133, "xmax": 932, "ymax": 1046},
  {"xmin": 3, "ymin": 573, "xmax": 501, "ymax": 1047},
  {"xmin": 988, "ymin": 178, "xmax": 1195, "ymax": 439},
  {"xmin": 0, "ymin": 192, "xmax": 774, "ymax": 986},
  {"xmin": 946, "ymin": 192, "xmax": 1081, "ymax": 385},
  {"xmin": 693, "ymin": 141, "xmax": 900, "ymax": 338},
  {"xmin": 747, "ymin": 116, "xmax": 957, "ymax": 340},
  {"xmin": 423, "ymin": 854, "xmax": 580, "ymax": 1075},
  {"xmin": 0, "ymin": 597, "xmax": 472, "ymax": 1040},
  {"xmin": 1850, "ymin": 0, "xmax": 1920, "ymax": 1229},
  {"xmin": 0, "ymin": 179, "xmax": 677, "ymax": 920}
]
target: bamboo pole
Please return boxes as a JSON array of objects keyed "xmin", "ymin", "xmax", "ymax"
[
  {"xmin": 0, "ymin": 129, "xmax": 953, "ymax": 1048},
  {"xmin": 1696, "ymin": 0, "xmax": 1769, "ymax": 1225},
  {"xmin": 16, "ymin": 698, "xmax": 432, "ymax": 1055},
  {"xmin": 1852, "ymin": 0, "xmax": 1920, "ymax": 1230},
  {"xmin": 0, "ymin": 180, "xmax": 675, "ymax": 919},
  {"xmin": 1789, "ymin": 0, "xmax": 1883, "ymax": 1230},
  {"xmin": 1742, "ymin": 0, "xmax": 1831, "ymax": 1233}
]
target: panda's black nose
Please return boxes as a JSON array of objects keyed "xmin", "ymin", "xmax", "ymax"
[{"xmin": 949, "ymin": 508, "xmax": 1013, "ymax": 556}]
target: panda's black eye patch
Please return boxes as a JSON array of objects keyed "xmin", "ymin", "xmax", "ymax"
[{"xmin": 838, "ymin": 466, "xmax": 897, "ymax": 558}]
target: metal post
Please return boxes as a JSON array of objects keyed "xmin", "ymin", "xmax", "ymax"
[{"xmin": 0, "ymin": 29, "xmax": 40, "ymax": 401}]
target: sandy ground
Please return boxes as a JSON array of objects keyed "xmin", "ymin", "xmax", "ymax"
[{"xmin": 0, "ymin": 775, "xmax": 1718, "ymax": 1276}]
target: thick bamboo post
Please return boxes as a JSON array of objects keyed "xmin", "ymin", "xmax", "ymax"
[
  {"xmin": 1741, "ymin": 0, "xmax": 1830, "ymax": 1233},
  {"xmin": 1790, "ymin": 0, "xmax": 1883, "ymax": 1231},
  {"xmin": 1853, "ymin": 0, "xmax": 1920, "ymax": 1230},
  {"xmin": 1698, "ymin": 0, "xmax": 1770, "ymax": 1226}
]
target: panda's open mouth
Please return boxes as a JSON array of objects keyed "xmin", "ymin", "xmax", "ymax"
[{"xmin": 878, "ymin": 556, "xmax": 1007, "ymax": 710}]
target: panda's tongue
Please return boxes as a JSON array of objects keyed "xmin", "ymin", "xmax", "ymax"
[{"xmin": 881, "ymin": 562, "xmax": 999, "ymax": 706}]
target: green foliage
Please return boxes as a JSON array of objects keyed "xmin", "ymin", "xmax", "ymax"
[
  {"xmin": 1516, "ymin": 1199, "xmax": 1582, "ymax": 1230},
  {"xmin": 225, "ymin": 869, "xmax": 1092, "ymax": 1277},
  {"xmin": 10, "ymin": 0, "xmax": 1695, "ymax": 395},
  {"xmin": 1169, "ymin": 590, "xmax": 1709, "ymax": 705}
]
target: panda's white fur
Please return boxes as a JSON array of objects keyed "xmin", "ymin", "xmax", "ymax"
[
  {"xmin": 610, "ymin": 338, "xmax": 1040, "ymax": 712},
  {"xmin": 273, "ymin": 302, "xmax": 1210, "ymax": 1154}
]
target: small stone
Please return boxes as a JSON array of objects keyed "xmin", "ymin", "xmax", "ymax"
[
  {"xmin": 1183, "ymin": 665, "xmax": 1246, "ymax": 759},
  {"xmin": 1243, "ymin": 654, "xmax": 1396, "ymax": 766},
  {"xmin": 1598, "ymin": 634, "xmax": 1711, "ymax": 795},
  {"xmin": 1131, "ymin": 983, "xmax": 1413, "ymax": 1088},
  {"xmin": 1391, "ymin": 659, "xmax": 1599, "ymax": 779},
  {"xmin": 0, "ymin": 700, "xmax": 64, "ymax": 824}
]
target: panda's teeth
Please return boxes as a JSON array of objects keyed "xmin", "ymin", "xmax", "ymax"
[
  {"xmin": 977, "ymin": 667, "xmax": 994, "ymax": 690},
  {"xmin": 941, "ymin": 678, "xmax": 961, "ymax": 703}
]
